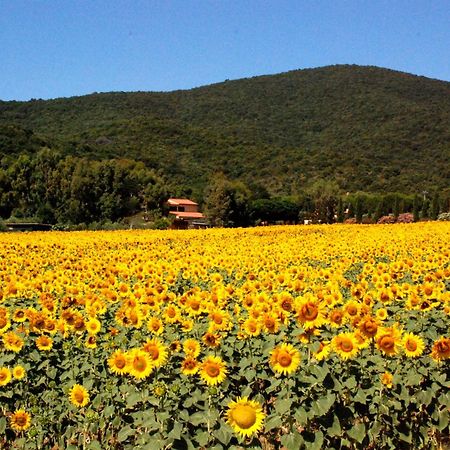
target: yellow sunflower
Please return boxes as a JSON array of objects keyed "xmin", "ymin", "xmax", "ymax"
[
  {"xmin": 402, "ymin": 332, "xmax": 425, "ymax": 357},
  {"xmin": 127, "ymin": 349, "xmax": 154, "ymax": 379},
  {"xmin": 381, "ymin": 371, "xmax": 393, "ymax": 389},
  {"xmin": 226, "ymin": 396, "xmax": 265, "ymax": 438},
  {"xmin": 431, "ymin": 337, "xmax": 450, "ymax": 362},
  {"xmin": 10, "ymin": 409, "xmax": 31, "ymax": 432},
  {"xmin": 69, "ymin": 384, "xmax": 90, "ymax": 407},
  {"xmin": 183, "ymin": 338, "xmax": 201, "ymax": 358},
  {"xmin": 0, "ymin": 367, "xmax": 12, "ymax": 386},
  {"xmin": 2, "ymin": 331, "xmax": 24, "ymax": 352},
  {"xmin": 85, "ymin": 318, "xmax": 101, "ymax": 335},
  {"xmin": 269, "ymin": 343, "xmax": 301, "ymax": 375},
  {"xmin": 12, "ymin": 365, "xmax": 26, "ymax": 380},
  {"xmin": 142, "ymin": 338, "xmax": 168, "ymax": 368},
  {"xmin": 181, "ymin": 356, "xmax": 199, "ymax": 375},
  {"xmin": 108, "ymin": 350, "xmax": 129, "ymax": 375},
  {"xmin": 200, "ymin": 355, "xmax": 227, "ymax": 385},
  {"xmin": 332, "ymin": 333, "xmax": 360, "ymax": 360},
  {"xmin": 36, "ymin": 335, "xmax": 53, "ymax": 351},
  {"xmin": 296, "ymin": 298, "xmax": 326, "ymax": 330},
  {"xmin": 147, "ymin": 316, "xmax": 164, "ymax": 335},
  {"xmin": 375, "ymin": 325, "xmax": 402, "ymax": 356},
  {"xmin": 85, "ymin": 335, "xmax": 97, "ymax": 349}
]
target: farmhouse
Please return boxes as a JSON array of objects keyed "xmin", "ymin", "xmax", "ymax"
[{"xmin": 167, "ymin": 198, "xmax": 207, "ymax": 229}]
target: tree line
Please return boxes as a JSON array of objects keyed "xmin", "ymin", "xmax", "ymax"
[
  {"xmin": 203, "ymin": 176, "xmax": 450, "ymax": 227},
  {"xmin": 0, "ymin": 152, "xmax": 448, "ymax": 229},
  {"xmin": 0, "ymin": 149, "xmax": 168, "ymax": 226}
]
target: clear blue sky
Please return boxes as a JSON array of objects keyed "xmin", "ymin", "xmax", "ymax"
[{"xmin": 1, "ymin": 0, "xmax": 449, "ymax": 101}]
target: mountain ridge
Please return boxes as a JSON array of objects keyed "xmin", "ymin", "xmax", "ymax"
[{"xmin": 1, "ymin": 64, "xmax": 449, "ymax": 196}]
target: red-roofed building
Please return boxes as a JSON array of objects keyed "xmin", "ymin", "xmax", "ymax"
[{"xmin": 167, "ymin": 198, "xmax": 207, "ymax": 229}]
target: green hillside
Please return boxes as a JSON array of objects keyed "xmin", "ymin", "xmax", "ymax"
[{"xmin": 1, "ymin": 65, "xmax": 449, "ymax": 195}]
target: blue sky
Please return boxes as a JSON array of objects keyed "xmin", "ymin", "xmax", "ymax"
[{"xmin": 1, "ymin": 0, "xmax": 449, "ymax": 101}]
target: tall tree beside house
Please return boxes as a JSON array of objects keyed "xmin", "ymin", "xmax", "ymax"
[
  {"xmin": 336, "ymin": 197, "xmax": 344, "ymax": 223},
  {"xmin": 413, "ymin": 195, "xmax": 421, "ymax": 222},
  {"xmin": 430, "ymin": 192, "xmax": 440, "ymax": 220},
  {"xmin": 203, "ymin": 174, "xmax": 251, "ymax": 227},
  {"xmin": 308, "ymin": 179, "xmax": 340, "ymax": 224}
]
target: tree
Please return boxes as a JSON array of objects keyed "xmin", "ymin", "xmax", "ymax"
[
  {"xmin": 336, "ymin": 197, "xmax": 344, "ymax": 223},
  {"xmin": 203, "ymin": 174, "xmax": 251, "ymax": 227},
  {"xmin": 308, "ymin": 179, "xmax": 340, "ymax": 224}
]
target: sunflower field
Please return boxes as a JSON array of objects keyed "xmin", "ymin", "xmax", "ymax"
[{"xmin": 0, "ymin": 223, "xmax": 449, "ymax": 450}]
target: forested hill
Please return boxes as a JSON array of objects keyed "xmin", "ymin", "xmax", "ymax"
[{"xmin": 1, "ymin": 64, "xmax": 449, "ymax": 195}]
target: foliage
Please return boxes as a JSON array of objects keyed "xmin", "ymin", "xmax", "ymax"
[
  {"xmin": 0, "ymin": 223, "xmax": 449, "ymax": 449},
  {"xmin": 1, "ymin": 65, "xmax": 450, "ymax": 196},
  {"xmin": 0, "ymin": 148, "xmax": 170, "ymax": 224}
]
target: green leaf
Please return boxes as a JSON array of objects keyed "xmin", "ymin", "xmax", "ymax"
[
  {"xmin": 189, "ymin": 412, "xmax": 205, "ymax": 426},
  {"xmin": 314, "ymin": 393, "xmax": 336, "ymax": 416},
  {"xmin": 328, "ymin": 415, "xmax": 341, "ymax": 437},
  {"xmin": 275, "ymin": 397, "xmax": 293, "ymax": 416},
  {"xmin": 118, "ymin": 425, "xmax": 134, "ymax": 442},
  {"xmin": 168, "ymin": 421, "xmax": 183, "ymax": 440},
  {"xmin": 126, "ymin": 392, "xmax": 141, "ymax": 407},
  {"xmin": 0, "ymin": 417, "xmax": 6, "ymax": 434},
  {"xmin": 280, "ymin": 430, "xmax": 303, "ymax": 450},
  {"xmin": 195, "ymin": 431, "xmax": 210, "ymax": 447},
  {"xmin": 438, "ymin": 409, "xmax": 449, "ymax": 431},
  {"xmin": 213, "ymin": 423, "xmax": 232, "ymax": 446},
  {"xmin": 347, "ymin": 422, "xmax": 366, "ymax": 443},
  {"xmin": 294, "ymin": 407, "xmax": 307, "ymax": 425},
  {"xmin": 87, "ymin": 440, "xmax": 102, "ymax": 450},
  {"xmin": 265, "ymin": 414, "xmax": 283, "ymax": 432}
]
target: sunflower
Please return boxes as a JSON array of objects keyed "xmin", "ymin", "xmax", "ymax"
[
  {"xmin": 85, "ymin": 334, "xmax": 97, "ymax": 349},
  {"xmin": 202, "ymin": 331, "xmax": 221, "ymax": 348},
  {"xmin": 12, "ymin": 365, "xmax": 26, "ymax": 380},
  {"xmin": 85, "ymin": 318, "xmax": 101, "ymax": 335},
  {"xmin": 147, "ymin": 316, "xmax": 164, "ymax": 335},
  {"xmin": 332, "ymin": 333, "xmax": 360, "ymax": 360},
  {"xmin": 431, "ymin": 337, "xmax": 450, "ymax": 362},
  {"xmin": 261, "ymin": 313, "xmax": 280, "ymax": 334},
  {"xmin": 142, "ymin": 338, "xmax": 168, "ymax": 368},
  {"xmin": 375, "ymin": 308, "xmax": 388, "ymax": 321},
  {"xmin": 36, "ymin": 335, "xmax": 53, "ymax": 351},
  {"xmin": 12, "ymin": 309, "xmax": 27, "ymax": 323},
  {"xmin": 10, "ymin": 409, "xmax": 31, "ymax": 432},
  {"xmin": 358, "ymin": 316, "xmax": 379, "ymax": 339},
  {"xmin": 313, "ymin": 341, "xmax": 331, "ymax": 361},
  {"xmin": 0, "ymin": 367, "xmax": 12, "ymax": 386},
  {"xmin": 328, "ymin": 308, "xmax": 345, "ymax": 328},
  {"xmin": 127, "ymin": 349, "xmax": 154, "ymax": 379},
  {"xmin": 181, "ymin": 356, "xmax": 199, "ymax": 375},
  {"xmin": 375, "ymin": 325, "xmax": 402, "ymax": 356},
  {"xmin": 200, "ymin": 355, "xmax": 227, "ymax": 385},
  {"xmin": 296, "ymin": 298, "xmax": 326, "ymax": 330},
  {"xmin": 69, "ymin": 384, "xmax": 90, "ymax": 407},
  {"xmin": 183, "ymin": 338, "xmax": 201, "ymax": 358},
  {"xmin": 402, "ymin": 332, "xmax": 425, "ymax": 357},
  {"xmin": 269, "ymin": 343, "xmax": 301, "ymax": 375},
  {"xmin": 226, "ymin": 396, "xmax": 265, "ymax": 438},
  {"xmin": 381, "ymin": 372, "xmax": 393, "ymax": 389},
  {"xmin": 242, "ymin": 318, "xmax": 261, "ymax": 337},
  {"xmin": 2, "ymin": 331, "xmax": 24, "ymax": 352},
  {"xmin": 108, "ymin": 350, "xmax": 129, "ymax": 375}
]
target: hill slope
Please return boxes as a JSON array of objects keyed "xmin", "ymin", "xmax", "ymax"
[{"xmin": 1, "ymin": 65, "xmax": 449, "ymax": 195}]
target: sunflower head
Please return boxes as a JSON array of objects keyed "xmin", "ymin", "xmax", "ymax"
[
  {"xmin": 431, "ymin": 337, "xmax": 450, "ymax": 362},
  {"xmin": 200, "ymin": 355, "xmax": 227, "ymax": 385},
  {"xmin": 332, "ymin": 333, "xmax": 359, "ymax": 360},
  {"xmin": 226, "ymin": 396, "xmax": 265, "ymax": 438},
  {"xmin": 108, "ymin": 350, "xmax": 129, "ymax": 375},
  {"xmin": 69, "ymin": 384, "xmax": 90, "ymax": 408},
  {"xmin": 402, "ymin": 332, "xmax": 425, "ymax": 357},
  {"xmin": 10, "ymin": 409, "xmax": 31, "ymax": 432},
  {"xmin": 269, "ymin": 343, "xmax": 301, "ymax": 375}
]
